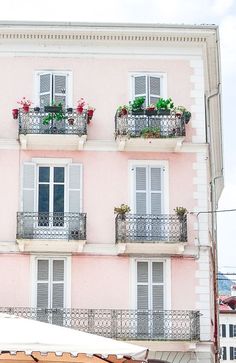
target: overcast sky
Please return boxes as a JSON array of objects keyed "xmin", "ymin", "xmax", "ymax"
[{"xmin": 1, "ymin": 0, "xmax": 235, "ymax": 271}]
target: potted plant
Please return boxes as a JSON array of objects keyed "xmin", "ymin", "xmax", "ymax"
[
  {"xmin": 145, "ymin": 104, "xmax": 157, "ymax": 116},
  {"xmin": 68, "ymin": 118, "xmax": 75, "ymax": 126},
  {"xmin": 117, "ymin": 104, "xmax": 129, "ymax": 117},
  {"xmin": 87, "ymin": 105, "xmax": 95, "ymax": 123},
  {"xmin": 140, "ymin": 127, "xmax": 161, "ymax": 138},
  {"xmin": 76, "ymin": 98, "xmax": 85, "ymax": 114},
  {"xmin": 44, "ymin": 103, "xmax": 63, "ymax": 113},
  {"xmin": 17, "ymin": 97, "xmax": 33, "ymax": 113},
  {"xmin": 114, "ymin": 204, "xmax": 131, "ymax": 220},
  {"xmin": 43, "ymin": 103, "xmax": 65, "ymax": 126},
  {"xmin": 12, "ymin": 108, "xmax": 19, "ymax": 119},
  {"xmin": 174, "ymin": 206, "xmax": 188, "ymax": 219},
  {"xmin": 156, "ymin": 98, "xmax": 174, "ymax": 115},
  {"xmin": 130, "ymin": 96, "xmax": 145, "ymax": 115},
  {"xmin": 174, "ymin": 105, "xmax": 191, "ymax": 123},
  {"xmin": 34, "ymin": 107, "xmax": 40, "ymax": 112}
]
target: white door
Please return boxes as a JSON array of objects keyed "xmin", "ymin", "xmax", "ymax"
[
  {"xmin": 36, "ymin": 258, "xmax": 65, "ymax": 325},
  {"xmin": 134, "ymin": 166, "xmax": 164, "ymax": 241},
  {"xmin": 136, "ymin": 260, "xmax": 164, "ymax": 338}
]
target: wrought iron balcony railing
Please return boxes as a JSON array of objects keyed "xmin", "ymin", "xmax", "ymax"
[
  {"xmin": 18, "ymin": 108, "xmax": 87, "ymax": 135},
  {"xmin": 115, "ymin": 112, "xmax": 186, "ymax": 138},
  {"xmin": 115, "ymin": 214, "xmax": 187, "ymax": 243},
  {"xmin": 0, "ymin": 308, "xmax": 200, "ymax": 341},
  {"xmin": 17, "ymin": 212, "xmax": 86, "ymax": 240}
]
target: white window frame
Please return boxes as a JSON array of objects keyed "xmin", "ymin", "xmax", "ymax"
[
  {"xmin": 34, "ymin": 70, "xmax": 73, "ymax": 108},
  {"xmin": 30, "ymin": 255, "xmax": 71, "ymax": 309},
  {"xmin": 20, "ymin": 158, "xmax": 83, "ymax": 213},
  {"xmin": 128, "ymin": 160, "xmax": 169, "ymax": 214},
  {"xmin": 129, "ymin": 72, "xmax": 167, "ymax": 102},
  {"xmin": 130, "ymin": 258, "xmax": 171, "ymax": 310}
]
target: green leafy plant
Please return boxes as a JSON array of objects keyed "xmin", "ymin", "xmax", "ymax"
[
  {"xmin": 117, "ymin": 104, "xmax": 130, "ymax": 117},
  {"xmin": 130, "ymin": 96, "xmax": 145, "ymax": 112},
  {"xmin": 156, "ymin": 98, "xmax": 174, "ymax": 110},
  {"xmin": 43, "ymin": 102, "xmax": 65, "ymax": 125},
  {"xmin": 114, "ymin": 204, "xmax": 131, "ymax": 215},
  {"xmin": 140, "ymin": 127, "xmax": 161, "ymax": 138},
  {"xmin": 174, "ymin": 105, "xmax": 191, "ymax": 122},
  {"xmin": 174, "ymin": 206, "xmax": 188, "ymax": 217}
]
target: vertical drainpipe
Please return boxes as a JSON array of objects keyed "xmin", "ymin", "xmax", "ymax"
[{"xmin": 205, "ymin": 26, "xmax": 223, "ymax": 363}]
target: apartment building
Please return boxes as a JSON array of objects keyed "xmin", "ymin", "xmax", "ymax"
[{"xmin": 0, "ymin": 22, "xmax": 223, "ymax": 363}]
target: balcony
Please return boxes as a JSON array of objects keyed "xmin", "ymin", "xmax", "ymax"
[
  {"xmin": 0, "ymin": 308, "xmax": 200, "ymax": 341},
  {"xmin": 18, "ymin": 108, "xmax": 87, "ymax": 150},
  {"xmin": 115, "ymin": 214, "xmax": 187, "ymax": 255},
  {"xmin": 16, "ymin": 212, "xmax": 86, "ymax": 253},
  {"xmin": 115, "ymin": 112, "xmax": 186, "ymax": 152}
]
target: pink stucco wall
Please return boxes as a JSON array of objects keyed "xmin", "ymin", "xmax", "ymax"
[
  {"xmin": 0, "ymin": 254, "xmax": 30, "ymax": 306},
  {"xmin": 71, "ymin": 256, "xmax": 130, "ymax": 309}
]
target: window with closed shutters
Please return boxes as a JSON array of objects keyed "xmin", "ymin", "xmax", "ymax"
[
  {"xmin": 37, "ymin": 72, "xmax": 71, "ymax": 108},
  {"xmin": 132, "ymin": 75, "xmax": 162, "ymax": 106}
]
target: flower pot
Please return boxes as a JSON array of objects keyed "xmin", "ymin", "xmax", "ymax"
[
  {"xmin": 44, "ymin": 106, "xmax": 62, "ymax": 113},
  {"xmin": 12, "ymin": 108, "xmax": 19, "ymax": 119},
  {"xmin": 34, "ymin": 107, "xmax": 40, "ymax": 112},
  {"xmin": 23, "ymin": 104, "xmax": 30, "ymax": 113},
  {"xmin": 68, "ymin": 118, "xmax": 74, "ymax": 125},
  {"xmin": 132, "ymin": 109, "xmax": 145, "ymax": 115},
  {"xmin": 157, "ymin": 109, "xmax": 171, "ymax": 116},
  {"xmin": 175, "ymin": 112, "xmax": 182, "ymax": 118},
  {"xmin": 76, "ymin": 106, "xmax": 84, "ymax": 114},
  {"xmin": 145, "ymin": 109, "xmax": 157, "ymax": 116},
  {"xmin": 67, "ymin": 107, "xmax": 73, "ymax": 113},
  {"xmin": 87, "ymin": 109, "xmax": 94, "ymax": 124}
]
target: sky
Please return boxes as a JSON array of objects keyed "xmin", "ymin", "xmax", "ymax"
[{"xmin": 1, "ymin": 0, "xmax": 235, "ymax": 272}]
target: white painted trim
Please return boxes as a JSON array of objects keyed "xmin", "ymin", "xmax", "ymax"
[
  {"xmin": 128, "ymin": 160, "xmax": 169, "ymax": 214},
  {"xmin": 32, "ymin": 158, "xmax": 72, "ymax": 165},
  {"xmin": 130, "ymin": 257, "xmax": 171, "ymax": 310}
]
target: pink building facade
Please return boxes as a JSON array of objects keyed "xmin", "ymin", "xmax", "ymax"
[{"xmin": 0, "ymin": 22, "xmax": 223, "ymax": 363}]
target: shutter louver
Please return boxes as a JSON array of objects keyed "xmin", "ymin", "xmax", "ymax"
[
  {"xmin": 150, "ymin": 168, "xmax": 162, "ymax": 215},
  {"xmin": 135, "ymin": 167, "xmax": 147, "ymax": 214},
  {"xmin": 137, "ymin": 262, "xmax": 148, "ymax": 282},
  {"xmin": 37, "ymin": 260, "xmax": 49, "ymax": 308},
  {"xmin": 149, "ymin": 76, "xmax": 161, "ymax": 105},
  {"xmin": 137, "ymin": 285, "xmax": 149, "ymax": 309},
  {"xmin": 137, "ymin": 262, "xmax": 149, "ymax": 310},
  {"xmin": 23, "ymin": 163, "xmax": 36, "ymax": 212},
  {"xmin": 54, "ymin": 74, "xmax": 67, "ymax": 107},
  {"xmin": 68, "ymin": 164, "xmax": 81, "ymax": 213},
  {"xmin": 230, "ymin": 347, "xmax": 234, "ymax": 360},
  {"xmin": 222, "ymin": 347, "xmax": 227, "ymax": 360},
  {"xmin": 39, "ymin": 73, "xmax": 52, "ymax": 108},
  {"xmin": 230, "ymin": 324, "xmax": 233, "ymax": 337},
  {"xmin": 152, "ymin": 262, "xmax": 163, "ymax": 283},
  {"xmin": 222, "ymin": 324, "xmax": 226, "ymax": 337},
  {"xmin": 152, "ymin": 262, "xmax": 164, "ymax": 310},
  {"xmin": 52, "ymin": 260, "xmax": 64, "ymax": 308},
  {"xmin": 134, "ymin": 76, "xmax": 147, "ymax": 106}
]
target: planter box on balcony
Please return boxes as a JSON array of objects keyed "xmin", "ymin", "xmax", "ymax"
[
  {"xmin": 145, "ymin": 109, "xmax": 157, "ymax": 116},
  {"xmin": 44, "ymin": 106, "xmax": 62, "ymax": 113},
  {"xmin": 157, "ymin": 109, "xmax": 171, "ymax": 115},
  {"xmin": 132, "ymin": 110, "xmax": 145, "ymax": 115}
]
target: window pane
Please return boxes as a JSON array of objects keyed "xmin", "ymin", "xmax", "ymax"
[
  {"xmin": 54, "ymin": 185, "xmax": 64, "ymax": 213},
  {"xmin": 39, "ymin": 167, "xmax": 50, "ymax": 182},
  {"xmin": 38, "ymin": 184, "xmax": 49, "ymax": 212},
  {"xmin": 54, "ymin": 167, "xmax": 64, "ymax": 183}
]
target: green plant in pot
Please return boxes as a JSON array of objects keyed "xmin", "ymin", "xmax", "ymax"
[
  {"xmin": 140, "ymin": 127, "xmax": 161, "ymax": 138},
  {"xmin": 174, "ymin": 206, "xmax": 188, "ymax": 219},
  {"xmin": 43, "ymin": 102, "xmax": 65, "ymax": 126},
  {"xmin": 117, "ymin": 104, "xmax": 130, "ymax": 117},
  {"xmin": 130, "ymin": 96, "xmax": 145, "ymax": 115},
  {"xmin": 114, "ymin": 204, "xmax": 131, "ymax": 219},
  {"xmin": 156, "ymin": 98, "xmax": 174, "ymax": 115}
]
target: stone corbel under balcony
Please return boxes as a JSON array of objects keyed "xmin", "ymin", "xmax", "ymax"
[
  {"xmin": 19, "ymin": 134, "xmax": 87, "ymax": 151},
  {"xmin": 16, "ymin": 239, "xmax": 86, "ymax": 253},
  {"xmin": 116, "ymin": 134, "xmax": 185, "ymax": 152}
]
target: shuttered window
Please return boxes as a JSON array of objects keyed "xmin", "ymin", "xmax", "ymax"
[
  {"xmin": 36, "ymin": 258, "xmax": 65, "ymax": 309},
  {"xmin": 222, "ymin": 347, "xmax": 227, "ymax": 360},
  {"xmin": 133, "ymin": 75, "xmax": 161, "ymax": 106},
  {"xmin": 229, "ymin": 347, "xmax": 236, "ymax": 360},
  {"xmin": 136, "ymin": 261, "xmax": 164, "ymax": 310},
  {"xmin": 37, "ymin": 72, "xmax": 69, "ymax": 108},
  {"xmin": 221, "ymin": 323, "xmax": 226, "ymax": 337},
  {"xmin": 134, "ymin": 166, "xmax": 164, "ymax": 214}
]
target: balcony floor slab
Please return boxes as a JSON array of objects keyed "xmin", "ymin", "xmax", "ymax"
[
  {"xmin": 19, "ymin": 134, "xmax": 87, "ymax": 150},
  {"xmin": 16, "ymin": 239, "xmax": 86, "ymax": 253}
]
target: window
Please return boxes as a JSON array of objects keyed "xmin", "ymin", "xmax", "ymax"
[
  {"xmin": 136, "ymin": 260, "xmax": 165, "ymax": 338},
  {"xmin": 221, "ymin": 347, "xmax": 227, "ymax": 360},
  {"xmin": 35, "ymin": 257, "xmax": 66, "ymax": 325},
  {"xmin": 229, "ymin": 324, "xmax": 236, "ymax": 337},
  {"xmin": 36, "ymin": 71, "xmax": 72, "ymax": 108},
  {"xmin": 131, "ymin": 73, "xmax": 166, "ymax": 106},
  {"xmin": 220, "ymin": 323, "xmax": 226, "ymax": 337},
  {"xmin": 230, "ymin": 347, "xmax": 236, "ymax": 360},
  {"xmin": 22, "ymin": 160, "xmax": 82, "ymax": 238}
]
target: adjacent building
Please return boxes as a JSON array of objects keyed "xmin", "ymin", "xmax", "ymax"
[{"xmin": 0, "ymin": 22, "xmax": 223, "ymax": 363}]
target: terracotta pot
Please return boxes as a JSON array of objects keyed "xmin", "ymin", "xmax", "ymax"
[
  {"xmin": 68, "ymin": 118, "xmax": 74, "ymax": 125},
  {"xmin": 23, "ymin": 104, "xmax": 30, "ymax": 113},
  {"xmin": 88, "ymin": 109, "xmax": 94, "ymax": 117},
  {"xmin": 12, "ymin": 108, "xmax": 19, "ymax": 119}
]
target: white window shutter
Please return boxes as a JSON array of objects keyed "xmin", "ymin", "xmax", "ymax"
[
  {"xmin": 52, "ymin": 260, "xmax": 64, "ymax": 308},
  {"xmin": 68, "ymin": 164, "xmax": 81, "ymax": 213},
  {"xmin": 37, "ymin": 260, "xmax": 49, "ymax": 308},
  {"xmin": 39, "ymin": 73, "xmax": 52, "ymax": 108},
  {"xmin": 135, "ymin": 167, "xmax": 147, "ymax": 214},
  {"xmin": 137, "ymin": 262, "xmax": 149, "ymax": 309},
  {"xmin": 53, "ymin": 74, "xmax": 67, "ymax": 107},
  {"xmin": 149, "ymin": 76, "xmax": 161, "ymax": 105},
  {"xmin": 23, "ymin": 163, "xmax": 36, "ymax": 212},
  {"xmin": 134, "ymin": 76, "xmax": 147, "ymax": 106},
  {"xmin": 152, "ymin": 262, "xmax": 164, "ymax": 310},
  {"xmin": 150, "ymin": 167, "xmax": 163, "ymax": 214}
]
